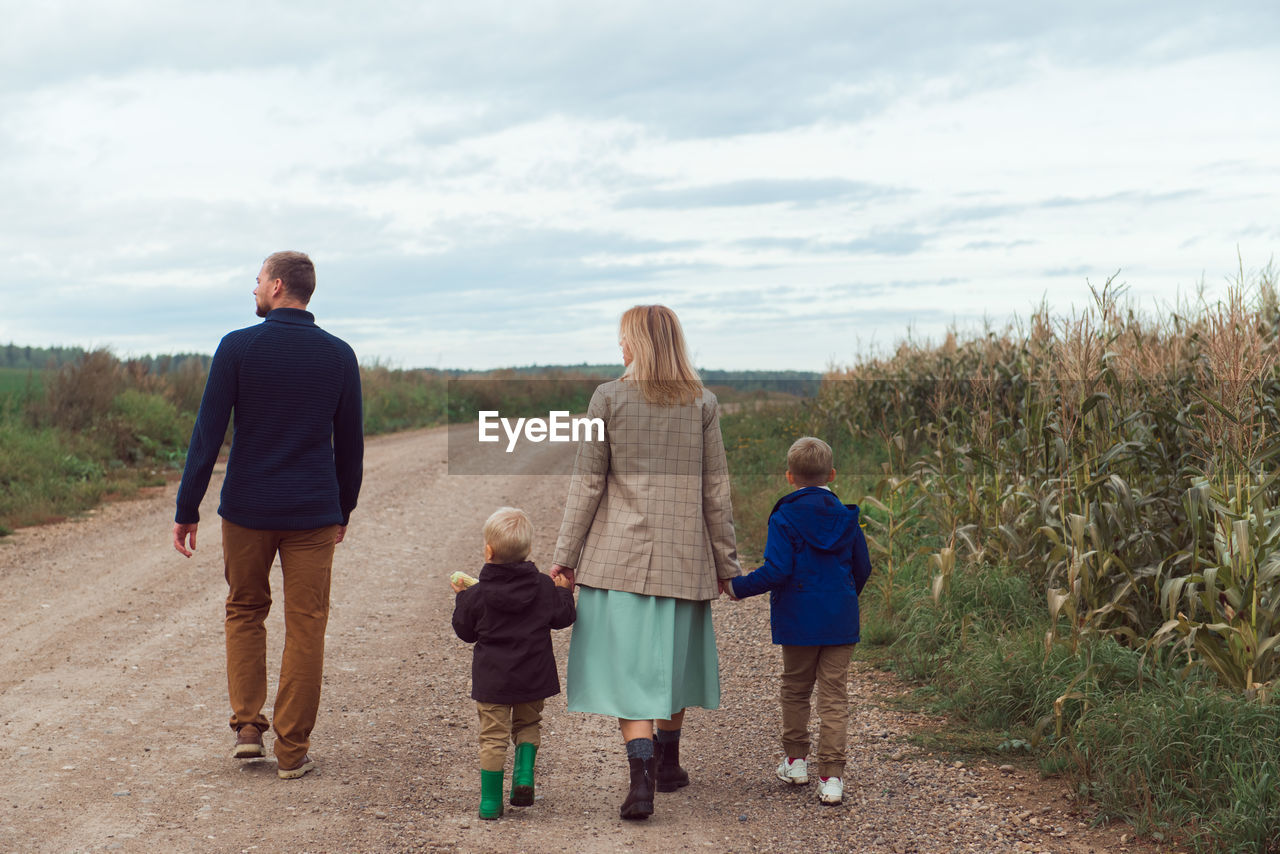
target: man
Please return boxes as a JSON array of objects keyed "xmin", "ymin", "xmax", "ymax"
[{"xmin": 172, "ymin": 251, "xmax": 363, "ymax": 780}]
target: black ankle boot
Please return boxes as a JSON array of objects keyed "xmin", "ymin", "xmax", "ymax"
[
  {"xmin": 619, "ymin": 756, "xmax": 655, "ymax": 820},
  {"xmin": 654, "ymin": 735, "xmax": 690, "ymax": 792}
]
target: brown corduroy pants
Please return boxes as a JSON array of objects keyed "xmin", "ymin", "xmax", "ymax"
[
  {"xmin": 780, "ymin": 644, "xmax": 855, "ymax": 779},
  {"xmin": 222, "ymin": 519, "xmax": 338, "ymax": 768}
]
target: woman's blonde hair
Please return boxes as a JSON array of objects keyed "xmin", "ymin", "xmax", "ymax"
[{"xmin": 619, "ymin": 305, "xmax": 703, "ymax": 405}]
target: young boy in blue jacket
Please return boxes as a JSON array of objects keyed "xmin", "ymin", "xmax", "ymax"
[{"xmin": 728, "ymin": 437, "xmax": 872, "ymax": 806}]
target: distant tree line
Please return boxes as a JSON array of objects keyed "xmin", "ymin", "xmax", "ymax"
[
  {"xmin": 422, "ymin": 363, "xmax": 623, "ymax": 379},
  {"xmin": 700, "ymin": 370, "xmax": 821, "ymax": 397},
  {"xmin": 4, "ymin": 345, "xmax": 819, "ymax": 396},
  {"xmin": 129, "ymin": 353, "xmax": 214, "ymax": 374},
  {"xmin": 1, "ymin": 343, "xmax": 86, "ymax": 370},
  {"xmin": 426, "ymin": 364, "xmax": 822, "ymax": 397},
  {"xmin": 1, "ymin": 343, "xmax": 211, "ymax": 374}
]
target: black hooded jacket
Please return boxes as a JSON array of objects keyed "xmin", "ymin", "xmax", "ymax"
[{"xmin": 451, "ymin": 561, "xmax": 576, "ymax": 703}]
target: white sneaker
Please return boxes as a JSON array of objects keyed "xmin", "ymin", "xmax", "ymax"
[
  {"xmin": 818, "ymin": 776, "xmax": 843, "ymax": 805},
  {"xmin": 776, "ymin": 756, "xmax": 808, "ymax": 785}
]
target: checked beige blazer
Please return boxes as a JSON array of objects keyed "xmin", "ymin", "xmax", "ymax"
[{"xmin": 553, "ymin": 378, "xmax": 741, "ymax": 600}]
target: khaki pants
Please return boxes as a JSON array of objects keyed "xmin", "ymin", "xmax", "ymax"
[
  {"xmin": 222, "ymin": 519, "xmax": 338, "ymax": 768},
  {"xmin": 476, "ymin": 700, "xmax": 544, "ymax": 773},
  {"xmin": 780, "ymin": 644, "xmax": 854, "ymax": 779}
]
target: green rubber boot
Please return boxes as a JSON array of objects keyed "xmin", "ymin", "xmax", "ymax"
[
  {"xmin": 479, "ymin": 769, "xmax": 505, "ymax": 820},
  {"xmin": 510, "ymin": 742, "xmax": 538, "ymax": 806}
]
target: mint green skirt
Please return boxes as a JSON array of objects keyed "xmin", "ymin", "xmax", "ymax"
[{"xmin": 566, "ymin": 586, "xmax": 720, "ymax": 719}]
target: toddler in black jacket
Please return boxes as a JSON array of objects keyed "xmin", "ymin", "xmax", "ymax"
[{"xmin": 451, "ymin": 507, "xmax": 576, "ymax": 820}]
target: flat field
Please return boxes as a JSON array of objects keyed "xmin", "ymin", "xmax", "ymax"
[{"xmin": 0, "ymin": 366, "xmax": 41, "ymax": 398}]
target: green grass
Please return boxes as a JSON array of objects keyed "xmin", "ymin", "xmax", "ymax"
[
  {"xmin": 855, "ymin": 492, "xmax": 1280, "ymax": 851},
  {"xmin": 1068, "ymin": 682, "xmax": 1280, "ymax": 852},
  {"xmin": 361, "ymin": 367, "xmax": 451, "ymax": 434},
  {"xmin": 0, "ymin": 420, "xmax": 111, "ymax": 534},
  {"xmin": 0, "ymin": 367, "xmax": 42, "ymax": 403}
]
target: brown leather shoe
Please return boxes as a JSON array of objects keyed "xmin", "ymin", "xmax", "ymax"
[
  {"xmin": 233, "ymin": 725, "xmax": 265, "ymax": 759},
  {"xmin": 277, "ymin": 755, "xmax": 316, "ymax": 780}
]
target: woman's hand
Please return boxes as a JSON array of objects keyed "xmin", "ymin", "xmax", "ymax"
[
  {"xmin": 550, "ymin": 564, "xmax": 576, "ymax": 588},
  {"xmin": 718, "ymin": 578, "xmax": 738, "ymax": 600}
]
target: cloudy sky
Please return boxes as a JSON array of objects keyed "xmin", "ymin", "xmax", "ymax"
[{"xmin": 1, "ymin": 1, "xmax": 1276, "ymax": 371}]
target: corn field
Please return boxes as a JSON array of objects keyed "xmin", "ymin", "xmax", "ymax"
[{"xmin": 818, "ymin": 264, "xmax": 1280, "ymax": 703}]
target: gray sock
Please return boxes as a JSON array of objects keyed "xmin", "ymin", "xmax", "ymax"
[
  {"xmin": 654, "ymin": 728, "xmax": 680, "ymax": 744},
  {"xmin": 625, "ymin": 738, "xmax": 654, "ymax": 761}
]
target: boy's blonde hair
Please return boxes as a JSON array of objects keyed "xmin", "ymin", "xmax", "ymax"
[
  {"xmin": 787, "ymin": 436, "xmax": 833, "ymax": 485},
  {"xmin": 484, "ymin": 506, "xmax": 533, "ymax": 563}
]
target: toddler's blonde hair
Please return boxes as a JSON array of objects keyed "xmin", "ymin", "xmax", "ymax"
[{"xmin": 484, "ymin": 506, "xmax": 533, "ymax": 563}]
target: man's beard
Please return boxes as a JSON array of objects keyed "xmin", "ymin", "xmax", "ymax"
[{"xmin": 255, "ymin": 297, "xmax": 269, "ymax": 318}]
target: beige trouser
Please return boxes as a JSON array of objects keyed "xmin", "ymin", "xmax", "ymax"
[
  {"xmin": 222, "ymin": 519, "xmax": 338, "ymax": 768},
  {"xmin": 476, "ymin": 700, "xmax": 545, "ymax": 772},
  {"xmin": 780, "ymin": 644, "xmax": 854, "ymax": 779}
]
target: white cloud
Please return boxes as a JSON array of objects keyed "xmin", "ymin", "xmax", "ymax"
[{"xmin": 0, "ymin": 1, "xmax": 1276, "ymax": 369}]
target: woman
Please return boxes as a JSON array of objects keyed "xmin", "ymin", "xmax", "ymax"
[{"xmin": 550, "ymin": 304, "xmax": 741, "ymax": 821}]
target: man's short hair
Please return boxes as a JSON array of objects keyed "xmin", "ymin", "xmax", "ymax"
[
  {"xmin": 263, "ymin": 251, "xmax": 316, "ymax": 304},
  {"xmin": 787, "ymin": 436, "xmax": 833, "ymax": 484},
  {"xmin": 484, "ymin": 506, "xmax": 533, "ymax": 563}
]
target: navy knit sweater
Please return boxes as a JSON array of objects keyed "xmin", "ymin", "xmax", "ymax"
[{"xmin": 175, "ymin": 308, "xmax": 364, "ymax": 530}]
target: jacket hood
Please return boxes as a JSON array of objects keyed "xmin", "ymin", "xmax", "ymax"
[
  {"xmin": 774, "ymin": 487, "xmax": 860, "ymax": 553},
  {"xmin": 476, "ymin": 561, "xmax": 543, "ymax": 612}
]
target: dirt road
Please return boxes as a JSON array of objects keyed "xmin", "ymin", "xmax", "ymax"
[{"xmin": 0, "ymin": 426, "xmax": 1148, "ymax": 853}]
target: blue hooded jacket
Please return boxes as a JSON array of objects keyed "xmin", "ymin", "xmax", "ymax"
[{"xmin": 730, "ymin": 486, "xmax": 872, "ymax": 646}]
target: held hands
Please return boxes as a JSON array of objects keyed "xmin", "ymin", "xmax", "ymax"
[
  {"xmin": 719, "ymin": 578, "xmax": 738, "ymax": 601},
  {"xmin": 549, "ymin": 563, "xmax": 727, "ymax": 597},
  {"xmin": 549, "ymin": 564, "xmax": 576, "ymax": 589}
]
